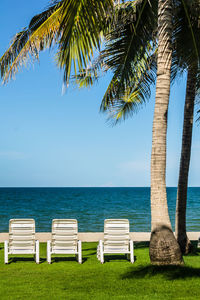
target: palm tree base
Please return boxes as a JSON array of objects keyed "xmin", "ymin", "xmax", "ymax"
[
  {"xmin": 177, "ymin": 233, "xmax": 192, "ymax": 255},
  {"xmin": 149, "ymin": 225, "xmax": 183, "ymax": 265}
]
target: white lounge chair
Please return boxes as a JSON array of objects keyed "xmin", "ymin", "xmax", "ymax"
[
  {"xmin": 4, "ymin": 219, "xmax": 39, "ymax": 264},
  {"xmin": 47, "ymin": 219, "xmax": 82, "ymax": 264},
  {"xmin": 97, "ymin": 219, "xmax": 134, "ymax": 264}
]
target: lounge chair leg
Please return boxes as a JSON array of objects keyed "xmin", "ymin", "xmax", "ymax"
[
  {"xmin": 4, "ymin": 241, "xmax": 8, "ymax": 264},
  {"xmin": 78, "ymin": 240, "xmax": 82, "ymax": 264},
  {"xmin": 99, "ymin": 240, "xmax": 104, "ymax": 264},
  {"xmin": 130, "ymin": 240, "xmax": 134, "ymax": 264},
  {"xmin": 198, "ymin": 237, "xmax": 200, "ymax": 248},
  {"xmin": 35, "ymin": 240, "xmax": 40, "ymax": 264},
  {"xmin": 47, "ymin": 240, "xmax": 51, "ymax": 264},
  {"xmin": 97, "ymin": 244, "xmax": 100, "ymax": 261}
]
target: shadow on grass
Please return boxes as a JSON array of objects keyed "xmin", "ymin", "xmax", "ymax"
[
  {"xmin": 86, "ymin": 252, "xmax": 97, "ymax": 256},
  {"xmin": 122, "ymin": 264, "xmax": 200, "ymax": 280},
  {"xmin": 134, "ymin": 242, "xmax": 149, "ymax": 249},
  {"xmin": 83, "ymin": 247, "xmax": 97, "ymax": 256},
  {"xmin": 104, "ymin": 255, "xmax": 137, "ymax": 263},
  {"xmin": 52, "ymin": 257, "xmax": 87, "ymax": 264},
  {"xmin": 185, "ymin": 242, "xmax": 200, "ymax": 256},
  {"xmin": 84, "ymin": 247, "xmax": 97, "ymax": 251},
  {"xmin": 8, "ymin": 257, "xmax": 46, "ymax": 264},
  {"xmin": 84, "ymin": 242, "xmax": 149, "ymax": 256}
]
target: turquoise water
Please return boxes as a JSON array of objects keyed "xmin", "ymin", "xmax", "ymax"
[{"xmin": 0, "ymin": 187, "xmax": 199, "ymax": 232}]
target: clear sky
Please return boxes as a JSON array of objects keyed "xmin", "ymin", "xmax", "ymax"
[{"xmin": 0, "ymin": 0, "xmax": 199, "ymax": 187}]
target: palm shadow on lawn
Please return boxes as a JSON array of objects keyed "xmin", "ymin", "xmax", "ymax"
[
  {"xmin": 121, "ymin": 242, "xmax": 200, "ymax": 280},
  {"xmin": 122, "ymin": 264, "xmax": 200, "ymax": 280}
]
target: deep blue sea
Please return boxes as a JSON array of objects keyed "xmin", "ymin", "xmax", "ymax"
[{"xmin": 0, "ymin": 187, "xmax": 200, "ymax": 232}]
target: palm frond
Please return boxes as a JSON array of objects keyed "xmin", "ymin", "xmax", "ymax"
[
  {"xmin": 71, "ymin": 55, "xmax": 107, "ymax": 88},
  {"xmin": 71, "ymin": 0, "xmax": 157, "ymax": 123},
  {"xmin": 70, "ymin": 1, "xmax": 136, "ymax": 89},
  {"xmin": 57, "ymin": 0, "xmax": 114, "ymax": 84},
  {"xmin": 172, "ymin": 0, "xmax": 200, "ymax": 70},
  {"xmin": 0, "ymin": 2, "xmax": 62, "ymax": 83},
  {"xmin": 103, "ymin": 51, "xmax": 157, "ymax": 124},
  {"xmin": 98, "ymin": 0, "xmax": 157, "ymax": 122}
]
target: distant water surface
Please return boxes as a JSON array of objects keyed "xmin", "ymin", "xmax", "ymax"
[{"xmin": 0, "ymin": 187, "xmax": 199, "ymax": 232}]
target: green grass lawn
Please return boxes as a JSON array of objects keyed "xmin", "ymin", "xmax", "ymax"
[{"xmin": 1, "ymin": 242, "xmax": 200, "ymax": 299}]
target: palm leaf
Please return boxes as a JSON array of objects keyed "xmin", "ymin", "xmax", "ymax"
[
  {"xmin": 103, "ymin": 51, "xmax": 157, "ymax": 124},
  {"xmin": 0, "ymin": 2, "xmax": 62, "ymax": 83},
  {"xmin": 57, "ymin": 0, "xmax": 114, "ymax": 84},
  {"xmin": 98, "ymin": 0, "xmax": 157, "ymax": 119},
  {"xmin": 71, "ymin": 56, "xmax": 106, "ymax": 88},
  {"xmin": 172, "ymin": 0, "xmax": 200, "ymax": 71},
  {"xmin": 1, "ymin": 0, "xmax": 114, "ymax": 84}
]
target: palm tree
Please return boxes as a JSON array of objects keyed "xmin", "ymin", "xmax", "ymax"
[
  {"xmin": 98, "ymin": 0, "xmax": 200, "ymax": 260},
  {"xmin": 174, "ymin": 2, "xmax": 200, "ymax": 254},
  {"xmin": 99, "ymin": 1, "xmax": 200, "ymax": 258},
  {"xmin": 148, "ymin": 0, "xmax": 183, "ymax": 265},
  {"xmin": 0, "ymin": 0, "xmax": 184, "ymax": 264},
  {"xmin": 100, "ymin": 0, "xmax": 183, "ymax": 264}
]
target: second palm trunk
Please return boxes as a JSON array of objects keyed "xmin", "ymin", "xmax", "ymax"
[{"xmin": 175, "ymin": 65, "xmax": 197, "ymax": 254}]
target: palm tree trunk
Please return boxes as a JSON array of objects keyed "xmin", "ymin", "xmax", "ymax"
[
  {"xmin": 175, "ymin": 65, "xmax": 197, "ymax": 254},
  {"xmin": 149, "ymin": 0, "xmax": 183, "ymax": 265}
]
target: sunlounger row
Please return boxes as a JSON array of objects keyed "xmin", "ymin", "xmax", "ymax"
[{"xmin": 4, "ymin": 218, "xmax": 134, "ymax": 264}]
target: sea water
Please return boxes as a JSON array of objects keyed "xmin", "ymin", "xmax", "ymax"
[{"xmin": 0, "ymin": 187, "xmax": 199, "ymax": 232}]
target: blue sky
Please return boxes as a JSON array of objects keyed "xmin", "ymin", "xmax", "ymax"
[{"xmin": 0, "ymin": 0, "xmax": 199, "ymax": 187}]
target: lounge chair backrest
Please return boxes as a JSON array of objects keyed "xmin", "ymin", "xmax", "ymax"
[
  {"xmin": 104, "ymin": 219, "xmax": 130, "ymax": 252},
  {"xmin": 9, "ymin": 219, "xmax": 35, "ymax": 252},
  {"xmin": 51, "ymin": 219, "xmax": 78, "ymax": 251}
]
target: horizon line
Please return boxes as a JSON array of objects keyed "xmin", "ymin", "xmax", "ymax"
[{"xmin": 0, "ymin": 186, "xmax": 199, "ymax": 188}]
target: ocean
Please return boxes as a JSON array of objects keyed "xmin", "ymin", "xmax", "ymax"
[{"xmin": 0, "ymin": 187, "xmax": 199, "ymax": 232}]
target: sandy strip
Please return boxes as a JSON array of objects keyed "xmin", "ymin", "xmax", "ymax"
[{"xmin": 0, "ymin": 232, "xmax": 199, "ymax": 242}]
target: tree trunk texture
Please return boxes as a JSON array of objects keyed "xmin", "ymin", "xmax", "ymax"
[
  {"xmin": 150, "ymin": 0, "xmax": 183, "ymax": 265},
  {"xmin": 175, "ymin": 65, "xmax": 197, "ymax": 255}
]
